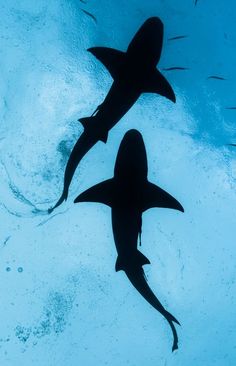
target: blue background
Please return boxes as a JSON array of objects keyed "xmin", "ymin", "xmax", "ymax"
[{"xmin": 0, "ymin": 0, "xmax": 236, "ymax": 365}]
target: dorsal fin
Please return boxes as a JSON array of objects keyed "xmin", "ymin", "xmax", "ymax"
[
  {"xmin": 88, "ymin": 47, "xmax": 125, "ymax": 80},
  {"xmin": 74, "ymin": 179, "xmax": 114, "ymax": 206},
  {"xmin": 142, "ymin": 182, "xmax": 184, "ymax": 212}
]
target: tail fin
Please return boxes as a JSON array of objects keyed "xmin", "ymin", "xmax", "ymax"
[
  {"xmin": 125, "ymin": 268, "xmax": 180, "ymax": 352},
  {"xmin": 115, "ymin": 250, "xmax": 150, "ymax": 272},
  {"xmin": 48, "ymin": 191, "xmax": 68, "ymax": 214},
  {"xmin": 164, "ymin": 310, "xmax": 181, "ymax": 326}
]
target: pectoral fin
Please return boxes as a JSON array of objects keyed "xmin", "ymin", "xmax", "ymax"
[
  {"xmin": 142, "ymin": 182, "xmax": 184, "ymax": 212},
  {"xmin": 74, "ymin": 179, "xmax": 114, "ymax": 207},
  {"xmin": 142, "ymin": 69, "xmax": 176, "ymax": 103},
  {"xmin": 88, "ymin": 47, "xmax": 125, "ymax": 80}
]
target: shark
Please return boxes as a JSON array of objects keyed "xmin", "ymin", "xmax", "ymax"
[
  {"xmin": 74, "ymin": 129, "xmax": 184, "ymax": 351},
  {"xmin": 49, "ymin": 17, "xmax": 176, "ymax": 212}
]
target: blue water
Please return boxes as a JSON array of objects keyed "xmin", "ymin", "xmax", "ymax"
[{"xmin": 0, "ymin": 1, "xmax": 236, "ymax": 365}]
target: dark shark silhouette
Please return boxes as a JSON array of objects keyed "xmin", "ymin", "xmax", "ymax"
[
  {"xmin": 49, "ymin": 17, "xmax": 176, "ymax": 213},
  {"xmin": 74, "ymin": 129, "xmax": 184, "ymax": 351}
]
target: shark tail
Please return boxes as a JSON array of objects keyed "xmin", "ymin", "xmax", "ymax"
[
  {"xmin": 48, "ymin": 191, "xmax": 68, "ymax": 214},
  {"xmin": 125, "ymin": 267, "xmax": 180, "ymax": 352},
  {"xmin": 166, "ymin": 318, "xmax": 179, "ymax": 352},
  {"xmin": 48, "ymin": 130, "xmax": 99, "ymax": 214}
]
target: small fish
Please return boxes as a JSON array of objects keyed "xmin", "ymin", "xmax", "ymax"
[
  {"xmin": 207, "ymin": 76, "xmax": 226, "ymax": 80},
  {"xmin": 80, "ymin": 0, "xmax": 87, "ymax": 3},
  {"xmin": 81, "ymin": 9, "xmax": 97, "ymax": 24},
  {"xmin": 225, "ymin": 107, "xmax": 236, "ymax": 110},
  {"xmin": 195, "ymin": 0, "xmax": 199, "ymax": 5},
  {"xmin": 168, "ymin": 35, "xmax": 188, "ymax": 41},
  {"xmin": 3, "ymin": 236, "xmax": 11, "ymax": 247},
  {"xmin": 227, "ymin": 144, "xmax": 236, "ymax": 147},
  {"xmin": 162, "ymin": 67, "xmax": 189, "ymax": 71}
]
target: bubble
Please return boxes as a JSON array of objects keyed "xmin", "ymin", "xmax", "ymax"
[
  {"xmin": 6, "ymin": 267, "xmax": 11, "ymax": 272},
  {"xmin": 17, "ymin": 267, "xmax": 23, "ymax": 273}
]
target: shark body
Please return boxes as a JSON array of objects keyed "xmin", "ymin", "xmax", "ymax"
[
  {"xmin": 75, "ymin": 129, "xmax": 184, "ymax": 351},
  {"xmin": 49, "ymin": 17, "xmax": 175, "ymax": 212}
]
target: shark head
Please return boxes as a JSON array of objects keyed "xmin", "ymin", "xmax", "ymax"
[
  {"xmin": 127, "ymin": 17, "xmax": 164, "ymax": 67},
  {"xmin": 114, "ymin": 129, "xmax": 148, "ymax": 182}
]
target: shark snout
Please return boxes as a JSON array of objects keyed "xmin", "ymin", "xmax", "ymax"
[{"xmin": 123, "ymin": 129, "xmax": 143, "ymax": 143}]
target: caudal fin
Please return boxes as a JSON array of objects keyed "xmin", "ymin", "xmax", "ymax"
[
  {"xmin": 167, "ymin": 319, "xmax": 179, "ymax": 352},
  {"xmin": 48, "ymin": 191, "xmax": 67, "ymax": 214},
  {"xmin": 125, "ymin": 268, "xmax": 180, "ymax": 352},
  {"xmin": 164, "ymin": 310, "xmax": 181, "ymax": 326}
]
